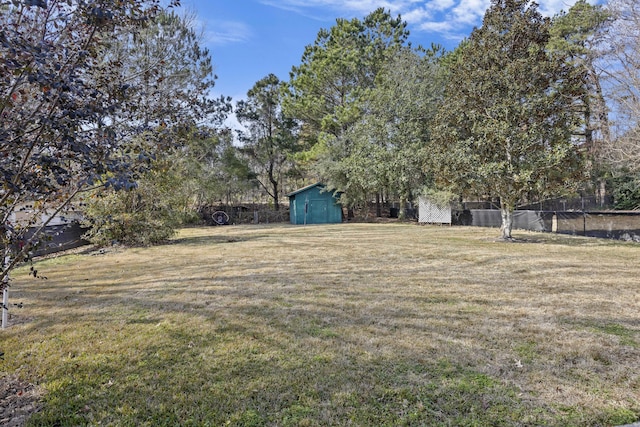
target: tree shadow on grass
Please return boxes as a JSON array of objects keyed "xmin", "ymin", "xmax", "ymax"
[{"xmin": 168, "ymin": 235, "xmax": 258, "ymax": 246}]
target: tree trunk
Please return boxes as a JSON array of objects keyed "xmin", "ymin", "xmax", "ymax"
[
  {"xmin": 597, "ymin": 179, "xmax": 607, "ymax": 208},
  {"xmin": 271, "ymin": 186, "xmax": 279, "ymax": 211},
  {"xmin": 398, "ymin": 195, "xmax": 407, "ymax": 220},
  {"xmin": 268, "ymin": 162, "xmax": 279, "ymax": 211},
  {"xmin": 500, "ymin": 203, "xmax": 514, "ymax": 240},
  {"xmin": 588, "ymin": 66, "xmax": 610, "ymax": 149}
]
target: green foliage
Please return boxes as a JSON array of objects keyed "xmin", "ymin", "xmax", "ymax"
[
  {"xmin": 83, "ymin": 165, "xmax": 182, "ymax": 247},
  {"xmin": 178, "ymin": 129, "xmax": 255, "ymax": 209},
  {"xmin": 601, "ymin": 407, "xmax": 639, "ymax": 426},
  {"xmin": 421, "ymin": 188, "xmax": 459, "ymax": 208},
  {"xmin": 285, "ymin": 8, "xmax": 412, "ymax": 205},
  {"xmin": 78, "ymin": 10, "xmax": 236, "ymax": 246},
  {"xmin": 285, "ymin": 10, "xmax": 408, "ymax": 141},
  {"xmin": 236, "ymin": 74, "xmax": 298, "ymax": 210},
  {"xmin": 339, "ymin": 47, "xmax": 446, "ymax": 210},
  {"xmin": 549, "ymin": 0, "xmax": 611, "ymax": 160},
  {"xmin": 286, "ymin": 8, "xmax": 408, "ymax": 139},
  {"xmin": 548, "ymin": 0, "xmax": 610, "ymax": 57},
  {"xmin": 611, "ymin": 175, "xmax": 640, "ymax": 210},
  {"xmin": 432, "ymin": 0, "xmax": 589, "ymax": 238},
  {"xmin": 83, "ymin": 128, "xmax": 254, "ymax": 245}
]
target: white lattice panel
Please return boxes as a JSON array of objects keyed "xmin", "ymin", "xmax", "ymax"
[{"xmin": 418, "ymin": 197, "xmax": 451, "ymax": 224}]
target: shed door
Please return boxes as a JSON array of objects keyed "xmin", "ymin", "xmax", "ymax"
[{"xmin": 309, "ymin": 199, "xmax": 328, "ymax": 223}]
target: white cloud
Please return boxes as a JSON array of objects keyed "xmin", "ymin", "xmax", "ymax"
[
  {"xmin": 418, "ymin": 20, "xmax": 456, "ymax": 33},
  {"xmin": 259, "ymin": 0, "xmax": 403, "ymax": 19},
  {"xmin": 402, "ymin": 7, "xmax": 434, "ymax": 24},
  {"xmin": 536, "ymin": 0, "xmax": 579, "ymax": 16},
  {"xmin": 260, "ymin": 0, "xmax": 600, "ymax": 42},
  {"xmin": 205, "ymin": 20, "xmax": 253, "ymax": 46},
  {"xmin": 426, "ymin": 0, "xmax": 457, "ymax": 12},
  {"xmin": 450, "ymin": 0, "xmax": 491, "ymax": 25}
]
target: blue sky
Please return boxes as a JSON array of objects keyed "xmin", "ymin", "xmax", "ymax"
[{"xmin": 179, "ymin": 0, "xmax": 597, "ymax": 104}]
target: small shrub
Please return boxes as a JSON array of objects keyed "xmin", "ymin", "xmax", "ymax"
[{"xmin": 612, "ymin": 176, "xmax": 640, "ymax": 210}]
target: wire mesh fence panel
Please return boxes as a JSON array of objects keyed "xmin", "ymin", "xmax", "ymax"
[
  {"xmin": 200, "ymin": 205, "xmax": 290, "ymax": 225},
  {"xmin": 451, "ymin": 209, "xmax": 640, "ymax": 241},
  {"xmin": 418, "ymin": 197, "xmax": 452, "ymax": 224},
  {"xmin": 463, "ymin": 196, "xmax": 616, "ymax": 212}
]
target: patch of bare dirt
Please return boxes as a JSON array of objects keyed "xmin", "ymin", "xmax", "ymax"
[{"xmin": 0, "ymin": 373, "xmax": 42, "ymax": 427}]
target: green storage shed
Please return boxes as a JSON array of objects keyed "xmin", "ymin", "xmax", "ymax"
[{"xmin": 287, "ymin": 183, "xmax": 343, "ymax": 225}]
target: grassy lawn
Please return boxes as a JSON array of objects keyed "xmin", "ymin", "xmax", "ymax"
[{"xmin": 2, "ymin": 223, "xmax": 639, "ymax": 426}]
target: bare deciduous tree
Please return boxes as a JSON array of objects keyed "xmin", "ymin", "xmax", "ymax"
[{"xmin": 600, "ymin": 0, "xmax": 640, "ymax": 172}]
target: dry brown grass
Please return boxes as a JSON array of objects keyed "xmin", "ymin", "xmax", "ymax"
[{"xmin": 1, "ymin": 223, "xmax": 639, "ymax": 426}]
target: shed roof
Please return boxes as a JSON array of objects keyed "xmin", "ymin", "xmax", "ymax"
[{"xmin": 286, "ymin": 182, "xmax": 326, "ymax": 198}]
